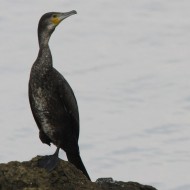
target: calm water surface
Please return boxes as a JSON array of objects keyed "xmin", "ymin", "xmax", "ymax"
[{"xmin": 0, "ymin": 1, "xmax": 190, "ymax": 190}]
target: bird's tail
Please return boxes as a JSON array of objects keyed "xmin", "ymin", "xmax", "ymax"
[{"xmin": 66, "ymin": 152, "xmax": 91, "ymax": 181}]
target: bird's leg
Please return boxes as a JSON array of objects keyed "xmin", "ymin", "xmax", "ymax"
[
  {"xmin": 54, "ymin": 146, "xmax": 60, "ymax": 157},
  {"xmin": 38, "ymin": 146, "xmax": 60, "ymax": 171}
]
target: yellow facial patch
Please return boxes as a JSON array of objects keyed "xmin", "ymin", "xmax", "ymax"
[{"xmin": 51, "ymin": 17, "xmax": 60, "ymax": 25}]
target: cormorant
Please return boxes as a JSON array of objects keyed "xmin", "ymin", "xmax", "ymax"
[{"xmin": 28, "ymin": 11, "xmax": 90, "ymax": 180}]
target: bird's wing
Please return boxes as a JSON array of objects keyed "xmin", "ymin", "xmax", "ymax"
[{"xmin": 56, "ymin": 71, "xmax": 80, "ymax": 141}]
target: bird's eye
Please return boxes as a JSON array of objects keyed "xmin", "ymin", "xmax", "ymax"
[{"xmin": 52, "ymin": 15, "xmax": 57, "ymax": 18}]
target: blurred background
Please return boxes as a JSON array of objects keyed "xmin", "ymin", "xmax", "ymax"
[{"xmin": 0, "ymin": 0, "xmax": 190, "ymax": 190}]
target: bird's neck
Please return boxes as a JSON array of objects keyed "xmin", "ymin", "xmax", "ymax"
[
  {"xmin": 35, "ymin": 29, "xmax": 54, "ymax": 74},
  {"xmin": 35, "ymin": 44, "xmax": 53, "ymax": 76},
  {"xmin": 38, "ymin": 30, "xmax": 52, "ymax": 47}
]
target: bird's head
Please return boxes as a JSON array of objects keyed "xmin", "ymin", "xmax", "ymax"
[{"xmin": 38, "ymin": 11, "xmax": 77, "ymax": 46}]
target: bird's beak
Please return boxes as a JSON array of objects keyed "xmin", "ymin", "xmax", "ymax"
[
  {"xmin": 59, "ymin": 10, "xmax": 77, "ymax": 21},
  {"xmin": 51, "ymin": 10, "xmax": 77, "ymax": 26}
]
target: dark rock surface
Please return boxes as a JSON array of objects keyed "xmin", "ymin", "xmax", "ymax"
[
  {"xmin": 96, "ymin": 178, "xmax": 157, "ymax": 190},
  {"xmin": 0, "ymin": 156, "xmax": 157, "ymax": 190}
]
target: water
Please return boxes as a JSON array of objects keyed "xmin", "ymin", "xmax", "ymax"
[{"xmin": 0, "ymin": 0, "xmax": 190, "ymax": 189}]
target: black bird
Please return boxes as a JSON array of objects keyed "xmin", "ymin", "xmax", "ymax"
[{"xmin": 28, "ymin": 11, "xmax": 90, "ymax": 180}]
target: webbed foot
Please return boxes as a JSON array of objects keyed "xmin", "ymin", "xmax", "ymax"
[{"xmin": 38, "ymin": 154, "xmax": 60, "ymax": 171}]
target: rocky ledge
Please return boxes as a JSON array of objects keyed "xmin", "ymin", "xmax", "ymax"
[{"xmin": 0, "ymin": 156, "xmax": 157, "ymax": 190}]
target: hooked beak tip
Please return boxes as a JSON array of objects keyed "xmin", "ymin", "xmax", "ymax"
[{"xmin": 72, "ymin": 10, "xmax": 77, "ymax": 14}]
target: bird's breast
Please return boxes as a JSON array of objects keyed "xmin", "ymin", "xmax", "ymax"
[
  {"xmin": 32, "ymin": 87, "xmax": 49, "ymax": 111},
  {"xmin": 30, "ymin": 81, "xmax": 66, "ymax": 141}
]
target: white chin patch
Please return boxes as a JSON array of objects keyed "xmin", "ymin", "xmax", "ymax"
[{"xmin": 47, "ymin": 23, "xmax": 55, "ymax": 30}]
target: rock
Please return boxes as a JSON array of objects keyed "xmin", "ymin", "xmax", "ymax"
[
  {"xmin": 96, "ymin": 178, "xmax": 157, "ymax": 190},
  {"xmin": 0, "ymin": 156, "xmax": 157, "ymax": 190}
]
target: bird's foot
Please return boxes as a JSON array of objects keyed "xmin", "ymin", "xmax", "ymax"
[{"xmin": 38, "ymin": 154, "xmax": 60, "ymax": 171}]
